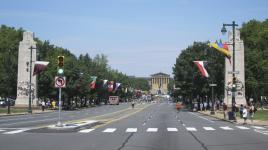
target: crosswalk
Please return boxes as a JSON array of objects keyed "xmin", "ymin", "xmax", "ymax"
[{"xmin": 0, "ymin": 125, "xmax": 267, "ymax": 135}]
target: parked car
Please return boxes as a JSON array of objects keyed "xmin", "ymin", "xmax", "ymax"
[{"xmin": 0, "ymin": 98, "xmax": 16, "ymax": 107}]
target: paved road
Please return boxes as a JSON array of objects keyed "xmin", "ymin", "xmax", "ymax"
[{"xmin": 0, "ymin": 101, "xmax": 268, "ymax": 150}]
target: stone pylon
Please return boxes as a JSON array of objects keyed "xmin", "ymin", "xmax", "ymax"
[
  {"xmin": 16, "ymin": 31, "xmax": 37, "ymax": 107},
  {"xmin": 224, "ymin": 29, "xmax": 246, "ymax": 106}
]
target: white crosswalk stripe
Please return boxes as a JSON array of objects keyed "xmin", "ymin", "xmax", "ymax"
[
  {"xmin": 167, "ymin": 128, "xmax": 178, "ymax": 132},
  {"xmin": 102, "ymin": 128, "xmax": 116, "ymax": 133},
  {"xmin": 126, "ymin": 128, "xmax": 137, "ymax": 133},
  {"xmin": 147, "ymin": 128, "xmax": 158, "ymax": 132},
  {"xmin": 251, "ymin": 126, "xmax": 265, "ymax": 129},
  {"xmin": 236, "ymin": 126, "xmax": 250, "ymax": 130},
  {"xmin": 186, "ymin": 127, "xmax": 197, "ymax": 131},
  {"xmin": 220, "ymin": 126, "xmax": 234, "ymax": 130},
  {"xmin": 78, "ymin": 129, "xmax": 95, "ymax": 133},
  {"xmin": 203, "ymin": 127, "xmax": 215, "ymax": 131},
  {"xmin": 0, "ymin": 130, "xmax": 6, "ymax": 132},
  {"xmin": 3, "ymin": 129, "xmax": 28, "ymax": 134}
]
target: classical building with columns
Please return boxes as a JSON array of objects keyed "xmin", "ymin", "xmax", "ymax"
[{"xmin": 150, "ymin": 72, "xmax": 170, "ymax": 95}]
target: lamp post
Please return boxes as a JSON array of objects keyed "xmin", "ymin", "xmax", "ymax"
[
  {"xmin": 27, "ymin": 46, "xmax": 36, "ymax": 114},
  {"xmin": 209, "ymin": 83, "xmax": 217, "ymax": 115},
  {"xmin": 221, "ymin": 21, "xmax": 238, "ymax": 120}
]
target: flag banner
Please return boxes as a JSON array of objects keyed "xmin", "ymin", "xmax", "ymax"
[
  {"xmin": 103, "ymin": 79, "xmax": 108, "ymax": 86},
  {"xmin": 125, "ymin": 87, "xmax": 128, "ymax": 93},
  {"xmin": 108, "ymin": 81, "xmax": 114, "ymax": 92},
  {"xmin": 115, "ymin": 83, "xmax": 121, "ymax": 91},
  {"xmin": 209, "ymin": 42, "xmax": 231, "ymax": 58},
  {"xmin": 89, "ymin": 76, "xmax": 97, "ymax": 89},
  {"xmin": 33, "ymin": 61, "xmax": 49, "ymax": 76},
  {"xmin": 193, "ymin": 61, "xmax": 209, "ymax": 78}
]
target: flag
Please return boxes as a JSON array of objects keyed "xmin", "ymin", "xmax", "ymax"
[
  {"xmin": 209, "ymin": 42, "xmax": 231, "ymax": 58},
  {"xmin": 193, "ymin": 61, "xmax": 209, "ymax": 78},
  {"xmin": 103, "ymin": 79, "xmax": 108, "ymax": 87},
  {"xmin": 108, "ymin": 81, "xmax": 114, "ymax": 92},
  {"xmin": 89, "ymin": 76, "xmax": 97, "ymax": 89},
  {"xmin": 33, "ymin": 61, "xmax": 49, "ymax": 76},
  {"xmin": 115, "ymin": 83, "xmax": 121, "ymax": 91}
]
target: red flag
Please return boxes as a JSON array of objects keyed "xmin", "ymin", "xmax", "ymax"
[
  {"xmin": 33, "ymin": 61, "xmax": 49, "ymax": 76},
  {"xmin": 108, "ymin": 81, "xmax": 114, "ymax": 92},
  {"xmin": 193, "ymin": 61, "xmax": 209, "ymax": 78},
  {"xmin": 89, "ymin": 76, "xmax": 97, "ymax": 89}
]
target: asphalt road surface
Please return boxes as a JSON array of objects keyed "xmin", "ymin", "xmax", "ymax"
[{"xmin": 0, "ymin": 101, "xmax": 268, "ymax": 150}]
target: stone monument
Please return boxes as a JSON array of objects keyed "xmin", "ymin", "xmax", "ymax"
[
  {"xmin": 16, "ymin": 31, "xmax": 37, "ymax": 107},
  {"xmin": 224, "ymin": 29, "xmax": 246, "ymax": 106}
]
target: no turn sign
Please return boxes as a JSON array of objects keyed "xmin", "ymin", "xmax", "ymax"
[{"xmin": 55, "ymin": 76, "xmax": 66, "ymax": 88}]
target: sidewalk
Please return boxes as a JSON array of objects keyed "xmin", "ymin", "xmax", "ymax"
[{"xmin": 198, "ymin": 110, "xmax": 268, "ymax": 126}]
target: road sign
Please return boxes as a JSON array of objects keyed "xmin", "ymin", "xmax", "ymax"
[
  {"xmin": 55, "ymin": 76, "xmax": 66, "ymax": 88},
  {"xmin": 228, "ymin": 71, "xmax": 239, "ymax": 74}
]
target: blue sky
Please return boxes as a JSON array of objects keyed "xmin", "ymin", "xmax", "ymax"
[{"xmin": 1, "ymin": 0, "xmax": 268, "ymax": 77}]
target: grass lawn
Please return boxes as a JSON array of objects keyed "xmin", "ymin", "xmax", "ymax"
[
  {"xmin": 254, "ymin": 110, "xmax": 268, "ymax": 120},
  {"xmin": 0, "ymin": 107, "xmax": 28, "ymax": 114}
]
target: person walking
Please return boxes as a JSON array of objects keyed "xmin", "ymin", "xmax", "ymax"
[
  {"xmin": 41, "ymin": 100, "xmax": 46, "ymax": 111},
  {"xmin": 239, "ymin": 104, "xmax": 244, "ymax": 119},
  {"xmin": 249, "ymin": 104, "xmax": 255, "ymax": 124},
  {"xmin": 223, "ymin": 103, "xmax": 227, "ymax": 119},
  {"xmin": 242, "ymin": 105, "xmax": 248, "ymax": 124}
]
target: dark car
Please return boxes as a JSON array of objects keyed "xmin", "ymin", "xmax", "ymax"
[{"xmin": 0, "ymin": 98, "xmax": 16, "ymax": 107}]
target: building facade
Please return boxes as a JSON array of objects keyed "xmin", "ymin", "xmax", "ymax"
[{"xmin": 150, "ymin": 72, "xmax": 170, "ymax": 95}]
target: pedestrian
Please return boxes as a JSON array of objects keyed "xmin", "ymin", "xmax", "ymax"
[
  {"xmin": 242, "ymin": 105, "xmax": 248, "ymax": 124},
  {"xmin": 131, "ymin": 101, "xmax": 135, "ymax": 109},
  {"xmin": 239, "ymin": 104, "xmax": 243, "ymax": 118},
  {"xmin": 204, "ymin": 102, "xmax": 207, "ymax": 111},
  {"xmin": 41, "ymin": 100, "xmax": 46, "ymax": 111},
  {"xmin": 200, "ymin": 103, "xmax": 203, "ymax": 111},
  {"xmin": 223, "ymin": 103, "xmax": 227, "ymax": 119},
  {"xmin": 52, "ymin": 100, "xmax": 56, "ymax": 109},
  {"xmin": 249, "ymin": 104, "xmax": 255, "ymax": 124}
]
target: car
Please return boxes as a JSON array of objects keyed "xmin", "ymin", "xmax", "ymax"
[{"xmin": 0, "ymin": 98, "xmax": 16, "ymax": 107}]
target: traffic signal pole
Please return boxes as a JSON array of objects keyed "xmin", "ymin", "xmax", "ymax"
[
  {"xmin": 56, "ymin": 55, "xmax": 64, "ymax": 127},
  {"xmin": 57, "ymin": 88, "xmax": 62, "ymax": 127}
]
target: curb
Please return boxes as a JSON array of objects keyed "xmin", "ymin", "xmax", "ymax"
[{"xmin": 197, "ymin": 111, "xmax": 268, "ymax": 126}]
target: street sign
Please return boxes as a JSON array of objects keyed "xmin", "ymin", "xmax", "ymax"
[
  {"xmin": 228, "ymin": 71, "xmax": 239, "ymax": 74},
  {"xmin": 55, "ymin": 76, "xmax": 66, "ymax": 88},
  {"xmin": 209, "ymin": 84, "xmax": 217, "ymax": 86}
]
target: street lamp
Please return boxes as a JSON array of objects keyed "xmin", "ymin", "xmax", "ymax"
[
  {"xmin": 27, "ymin": 46, "xmax": 36, "ymax": 114},
  {"xmin": 209, "ymin": 83, "xmax": 217, "ymax": 115},
  {"xmin": 221, "ymin": 21, "xmax": 238, "ymax": 120}
]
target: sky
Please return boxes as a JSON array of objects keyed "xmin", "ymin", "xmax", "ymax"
[{"xmin": 1, "ymin": 0, "xmax": 268, "ymax": 77}]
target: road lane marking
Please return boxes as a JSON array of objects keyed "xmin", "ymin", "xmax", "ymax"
[
  {"xmin": 251, "ymin": 126, "xmax": 265, "ymax": 129},
  {"xmin": 78, "ymin": 129, "xmax": 95, "ymax": 133},
  {"xmin": 147, "ymin": 128, "xmax": 158, "ymax": 132},
  {"xmin": 0, "ymin": 129, "xmax": 5, "ymax": 132},
  {"xmin": 186, "ymin": 127, "xmax": 197, "ymax": 131},
  {"xmin": 103, "ymin": 128, "xmax": 116, "ymax": 133},
  {"xmin": 3, "ymin": 129, "xmax": 28, "ymax": 134},
  {"xmin": 220, "ymin": 126, "xmax": 233, "ymax": 130},
  {"xmin": 203, "ymin": 127, "xmax": 215, "ymax": 131},
  {"xmin": 126, "ymin": 128, "xmax": 137, "ymax": 133},
  {"xmin": 254, "ymin": 129, "xmax": 268, "ymax": 135},
  {"xmin": 188, "ymin": 112, "xmax": 214, "ymax": 123},
  {"xmin": 236, "ymin": 126, "xmax": 250, "ymax": 130},
  {"xmin": 92, "ymin": 104, "xmax": 152, "ymax": 129},
  {"xmin": 167, "ymin": 128, "xmax": 178, "ymax": 132},
  {"xmin": 0, "ymin": 118, "xmax": 57, "ymax": 127}
]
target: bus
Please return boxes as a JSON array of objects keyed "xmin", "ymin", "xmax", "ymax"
[{"xmin": 109, "ymin": 96, "xmax": 119, "ymax": 105}]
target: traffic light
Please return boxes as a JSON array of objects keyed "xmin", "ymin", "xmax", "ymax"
[
  {"xmin": 57, "ymin": 56, "xmax": 64, "ymax": 75},
  {"xmin": 58, "ymin": 56, "xmax": 64, "ymax": 67}
]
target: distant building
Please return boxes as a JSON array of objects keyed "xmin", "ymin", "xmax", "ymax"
[{"xmin": 150, "ymin": 72, "xmax": 170, "ymax": 95}]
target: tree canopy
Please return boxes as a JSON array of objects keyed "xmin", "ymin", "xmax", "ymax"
[{"xmin": 0, "ymin": 25, "xmax": 149, "ymax": 106}]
